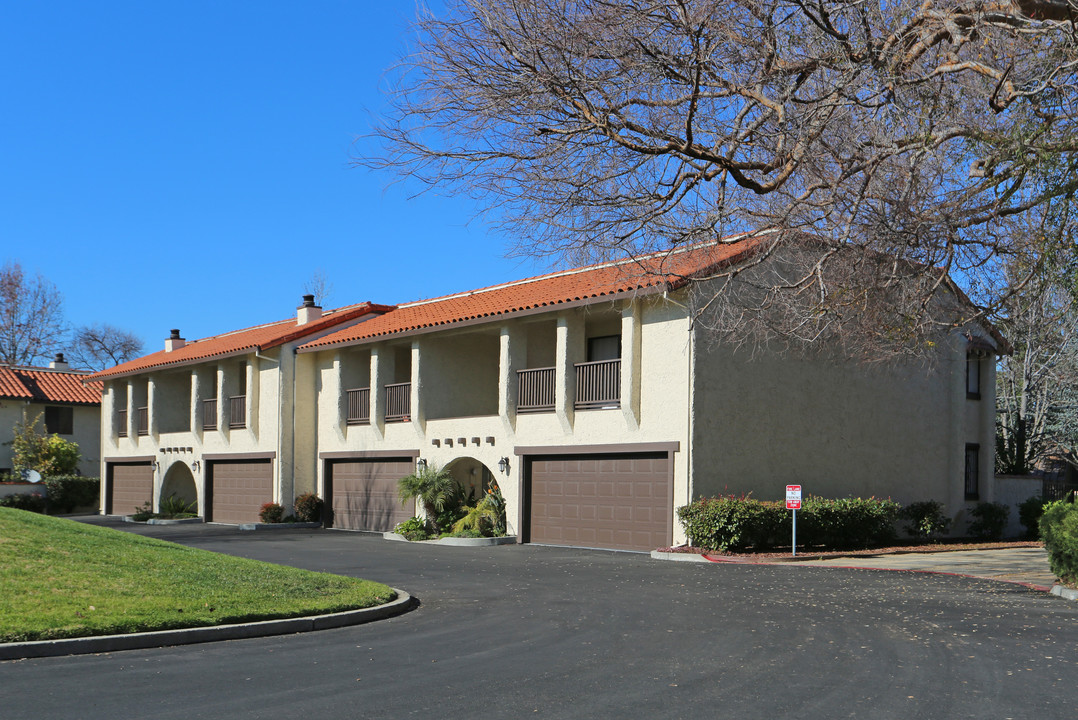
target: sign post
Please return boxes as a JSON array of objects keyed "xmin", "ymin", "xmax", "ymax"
[{"xmin": 786, "ymin": 485, "xmax": 802, "ymax": 557}]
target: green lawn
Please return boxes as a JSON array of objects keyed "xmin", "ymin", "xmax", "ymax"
[{"xmin": 0, "ymin": 508, "xmax": 395, "ymax": 643}]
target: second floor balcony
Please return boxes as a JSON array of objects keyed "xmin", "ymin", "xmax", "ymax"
[
  {"xmin": 202, "ymin": 398, "xmax": 218, "ymax": 431},
  {"xmin": 229, "ymin": 395, "xmax": 246, "ymax": 429},
  {"xmin": 346, "ymin": 387, "xmax": 371, "ymax": 425},
  {"xmin": 385, "ymin": 382, "xmax": 411, "ymax": 423},
  {"xmin": 137, "ymin": 407, "xmax": 149, "ymax": 436}
]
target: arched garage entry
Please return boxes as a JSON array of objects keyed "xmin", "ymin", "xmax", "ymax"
[
  {"xmin": 444, "ymin": 456, "xmax": 496, "ymax": 505},
  {"xmin": 161, "ymin": 462, "xmax": 198, "ymax": 511}
]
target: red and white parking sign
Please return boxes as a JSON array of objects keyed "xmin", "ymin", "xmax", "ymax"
[{"xmin": 786, "ymin": 485, "xmax": 802, "ymax": 510}]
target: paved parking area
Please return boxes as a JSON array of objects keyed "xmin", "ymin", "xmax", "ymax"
[
  {"xmin": 777, "ymin": 546, "xmax": 1058, "ymax": 589},
  {"xmin": 2, "ymin": 520, "xmax": 1077, "ymax": 720}
]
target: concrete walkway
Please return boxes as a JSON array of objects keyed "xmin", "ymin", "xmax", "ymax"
[{"xmin": 775, "ymin": 546, "xmax": 1059, "ymax": 590}]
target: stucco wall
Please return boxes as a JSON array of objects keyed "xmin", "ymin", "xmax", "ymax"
[
  {"xmin": 690, "ymin": 331, "xmax": 991, "ymax": 521},
  {"xmin": 311, "ymin": 297, "xmax": 694, "ymax": 542}
]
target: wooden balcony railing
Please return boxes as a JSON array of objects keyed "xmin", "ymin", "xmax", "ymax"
[
  {"xmin": 385, "ymin": 382, "xmax": 411, "ymax": 423},
  {"xmin": 229, "ymin": 395, "xmax": 246, "ymax": 429},
  {"xmin": 574, "ymin": 359, "xmax": 621, "ymax": 410},
  {"xmin": 346, "ymin": 387, "xmax": 370, "ymax": 425},
  {"xmin": 202, "ymin": 398, "xmax": 218, "ymax": 431},
  {"xmin": 117, "ymin": 409, "xmax": 128, "ymax": 438},
  {"xmin": 517, "ymin": 367, "xmax": 556, "ymax": 413},
  {"xmin": 136, "ymin": 407, "xmax": 149, "ymax": 436}
]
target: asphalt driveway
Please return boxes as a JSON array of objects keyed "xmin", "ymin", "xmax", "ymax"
[{"xmin": 2, "ymin": 520, "xmax": 1077, "ymax": 719}]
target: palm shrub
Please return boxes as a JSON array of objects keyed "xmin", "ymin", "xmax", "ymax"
[
  {"xmin": 452, "ymin": 481, "xmax": 508, "ymax": 537},
  {"xmin": 1039, "ymin": 496, "xmax": 1078, "ymax": 585},
  {"xmin": 397, "ymin": 463, "xmax": 459, "ymax": 534},
  {"xmin": 158, "ymin": 494, "xmax": 197, "ymax": 518},
  {"xmin": 899, "ymin": 500, "xmax": 952, "ymax": 541}
]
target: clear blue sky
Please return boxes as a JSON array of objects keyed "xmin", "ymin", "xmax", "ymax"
[{"xmin": 1, "ymin": 1, "xmax": 549, "ymax": 356}]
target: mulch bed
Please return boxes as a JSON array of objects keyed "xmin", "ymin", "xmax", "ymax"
[{"xmin": 657, "ymin": 539, "xmax": 1044, "ymax": 563}]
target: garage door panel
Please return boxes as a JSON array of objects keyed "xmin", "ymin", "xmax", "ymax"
[
  {"xmin": 529, "ymin": 453, "xmax": 671, "ymax": 552},
  {"xmin": 330, "ymin": 459, "xmax": 415, "ymax": 532},
  {"xmin": 110, "ymin": 464, "xmax": 154, "ymax": 515},
  {"xmin": 211, "ymin": 461, "xmax": 272, "ymax": 525}
]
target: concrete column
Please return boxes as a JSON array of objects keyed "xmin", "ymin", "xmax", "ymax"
[
  {"xmin": 125, "ymin": 380, "xmax": 135, "ymax": 442},
  {"xmin": 216, "ymin": 365, "xmax": 227, "ymax": 433},
  {"xmin": 330, "ymin": 351, "xmax": 346, "ymax": 439},
  {"xmin": 621, "ymin": 301, "xmax": 642, "ymax": 429},
  {"xmin": 246, "ymin": 359, "xmax": 259, "ymax": 438},
  {"xmin": 146, "ymin": 376, "xmax": 158, "ymax": 439},
  {"xmin": 189, "ymin": 371, "xmax": 202, "ymax": 440},
  {"xmin": 371, "ymin": 345, "xmax": 392, "ymax": 438},
  {"xmin": 555, "ymin": 311, "xmax": 585, "ymax": 431},
  {"xmin": 411, "ymin": 339, "xmax": 425, "ymax": 434},
  {"xmin": 499, "ymin": 324, "xmax": 527, "ymax": 431}
]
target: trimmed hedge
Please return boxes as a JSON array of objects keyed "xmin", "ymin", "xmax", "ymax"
[
  {"xmin": 1039, "ymin": 497, "xmax": 1078, "ymax": 585},
  {"xmin": 0, "ymin": 494, "xmax": 47, "ymax": 513},
  {"xmin": 677, "ymin": 495, "xmax": 900, "ymax": 552},
  {"xmin": 42, "ymin": 476, "xmax": 100, "ymax": 514}
]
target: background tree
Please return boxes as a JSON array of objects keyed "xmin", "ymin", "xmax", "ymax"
[
  {"xmin": 68, "ymin": 323, "xmax": 144, "ymax": 371},
  {"xmin": 0, "ymin": 261, "xmax": 65, "ymax": 366},
  {"xmin": 303, "ymin": 269, "xmax": 334, "ymax": 307},
  {"xmin": 995, "ymin": 228, "xmax": 1078, "ymax": 473},
  {"xmin": 372, "ymin": 0, "xmax": 1078, "ymax": 356}
]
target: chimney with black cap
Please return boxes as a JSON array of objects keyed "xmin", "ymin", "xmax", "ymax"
[
  {"xmin": 297, "ymin": 294, "xmax": 322, "ymax": 325},
  {"xmin": 165, "ymin": 329, "xmax": 185, "ymax": 352}
]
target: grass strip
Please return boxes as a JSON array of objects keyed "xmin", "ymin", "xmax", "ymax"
[{"xmin": 0, "ymin": 508, "xmax": 395, "ymax": 643}]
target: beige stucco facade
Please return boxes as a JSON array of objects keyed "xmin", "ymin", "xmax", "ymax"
[
  {"xmin": 0, "ymin": 400, "xmax": 100, "ymax": 478},
  {"xmin": 306, "ymin": 296, "xmax": 692, "ymax": 540},
  {"xmin": 690, "ymin": 328, "xmax": 998, "ymax": 530}
]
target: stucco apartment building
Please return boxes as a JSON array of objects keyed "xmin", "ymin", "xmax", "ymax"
[
  {"xmin": 0, "ymin": 356, "xmax": 102, "ymax": 477},
  {"xmin": 90, "ymin": 238, "xmax": 1002, "ymax": 551}
]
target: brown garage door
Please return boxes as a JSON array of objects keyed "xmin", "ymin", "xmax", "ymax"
[
  {"xmin": 327, "ymin": 459, "xmax": 415, "ymax": 532},
  {"xmin": 208, "ymin": 461, "xmax": 272, "ymax": 524},
  {"xmin": 108, "ymin": 463, "xmax": 154, "ymax": 515},
  {"xmin": 528, "ymin": 453, "xmax": 671, "ymax": 552}
]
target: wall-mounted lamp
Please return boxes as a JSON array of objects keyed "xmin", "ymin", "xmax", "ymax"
[
  {"xmin": 191, "ymin": 460, "xmax": 201, "ymax": 472},
  {"xmin": 416, "ymin": 458, "xmax": 428, "ymax": 471},
  {"xmin": 498, "ymin": 457, "xmax": 510, "ymax": 475}
]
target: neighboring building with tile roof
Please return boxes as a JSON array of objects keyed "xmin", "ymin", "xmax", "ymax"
[
  {"xmin": 88, "ymin": 298, "xmax": 392, "ymax": 520},
  {"xmin": 0, "ymin": 356, "xmax": 103, "ymax": 477},
  {"xmin": 92, "ymin": 239, "xmax": 1005, "ymax": 546}
]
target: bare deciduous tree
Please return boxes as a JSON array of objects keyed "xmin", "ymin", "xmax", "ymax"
[
  {"xmin": 371, "ymin": 0, "xmax": 1078, "ymax": 355},
  {"xmin": 68, "ymin": 323, "xmax": 144, "ymax": 371},
  {"xmin": 303, "ymin": 269, "xmax": 334, "ymax": 307},
  {"xmin": 995, "ymin": 241, "xmax": 1078, "ymax": 473},
  {"xmin": 0, "ymin": 261, "xmax": 66, "ymax": 366}
]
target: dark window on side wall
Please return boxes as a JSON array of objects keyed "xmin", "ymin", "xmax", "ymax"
[
  {"xmin": 45, "ymin": 406, "xmax": 74, "ymax": 435},
  {"xmin": 964, "ymin": 444, "xmax": 980, "ymax": 500},
  {"xmin": 966, "ymin": 357, "xmax": 981, "ymax": 399}
]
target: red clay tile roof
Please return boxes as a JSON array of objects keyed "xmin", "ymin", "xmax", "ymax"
[
  {"xmin": 89, "ymin": 302, "xmax": 395, "ymax": 381},
  {"xmin": 0, "ymin": 366, "xmax": 33, "ymax": 400},
  {"xmin": 0, "ymin": 365, "xmax": 102, "ymax": 405},
  {"xmin": 299, "ymin": 236, "xmax": 768, "ymax": 352}
]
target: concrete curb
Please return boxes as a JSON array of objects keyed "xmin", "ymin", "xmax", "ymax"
[
  {"xmin": 238, "ymin": 522, "xmax": 322, "ymax": 531},
  {"xmin": 121, "ymin": 516, "xmax": 204, "ymax": 526},
  {"xmin": 1051, "ymin": 584, "xmax": 1078, "ymax": 602},
  {"xmin": 382, "ymin": 532, "xmax": 518, "ymax": 547},
  {"xmin": 0, "ymin": 589, "xmax": 416, "ymax": 661},
  {"xmin": 650, "ymin": 550, "xmax": 711, "ymax": 563}
]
